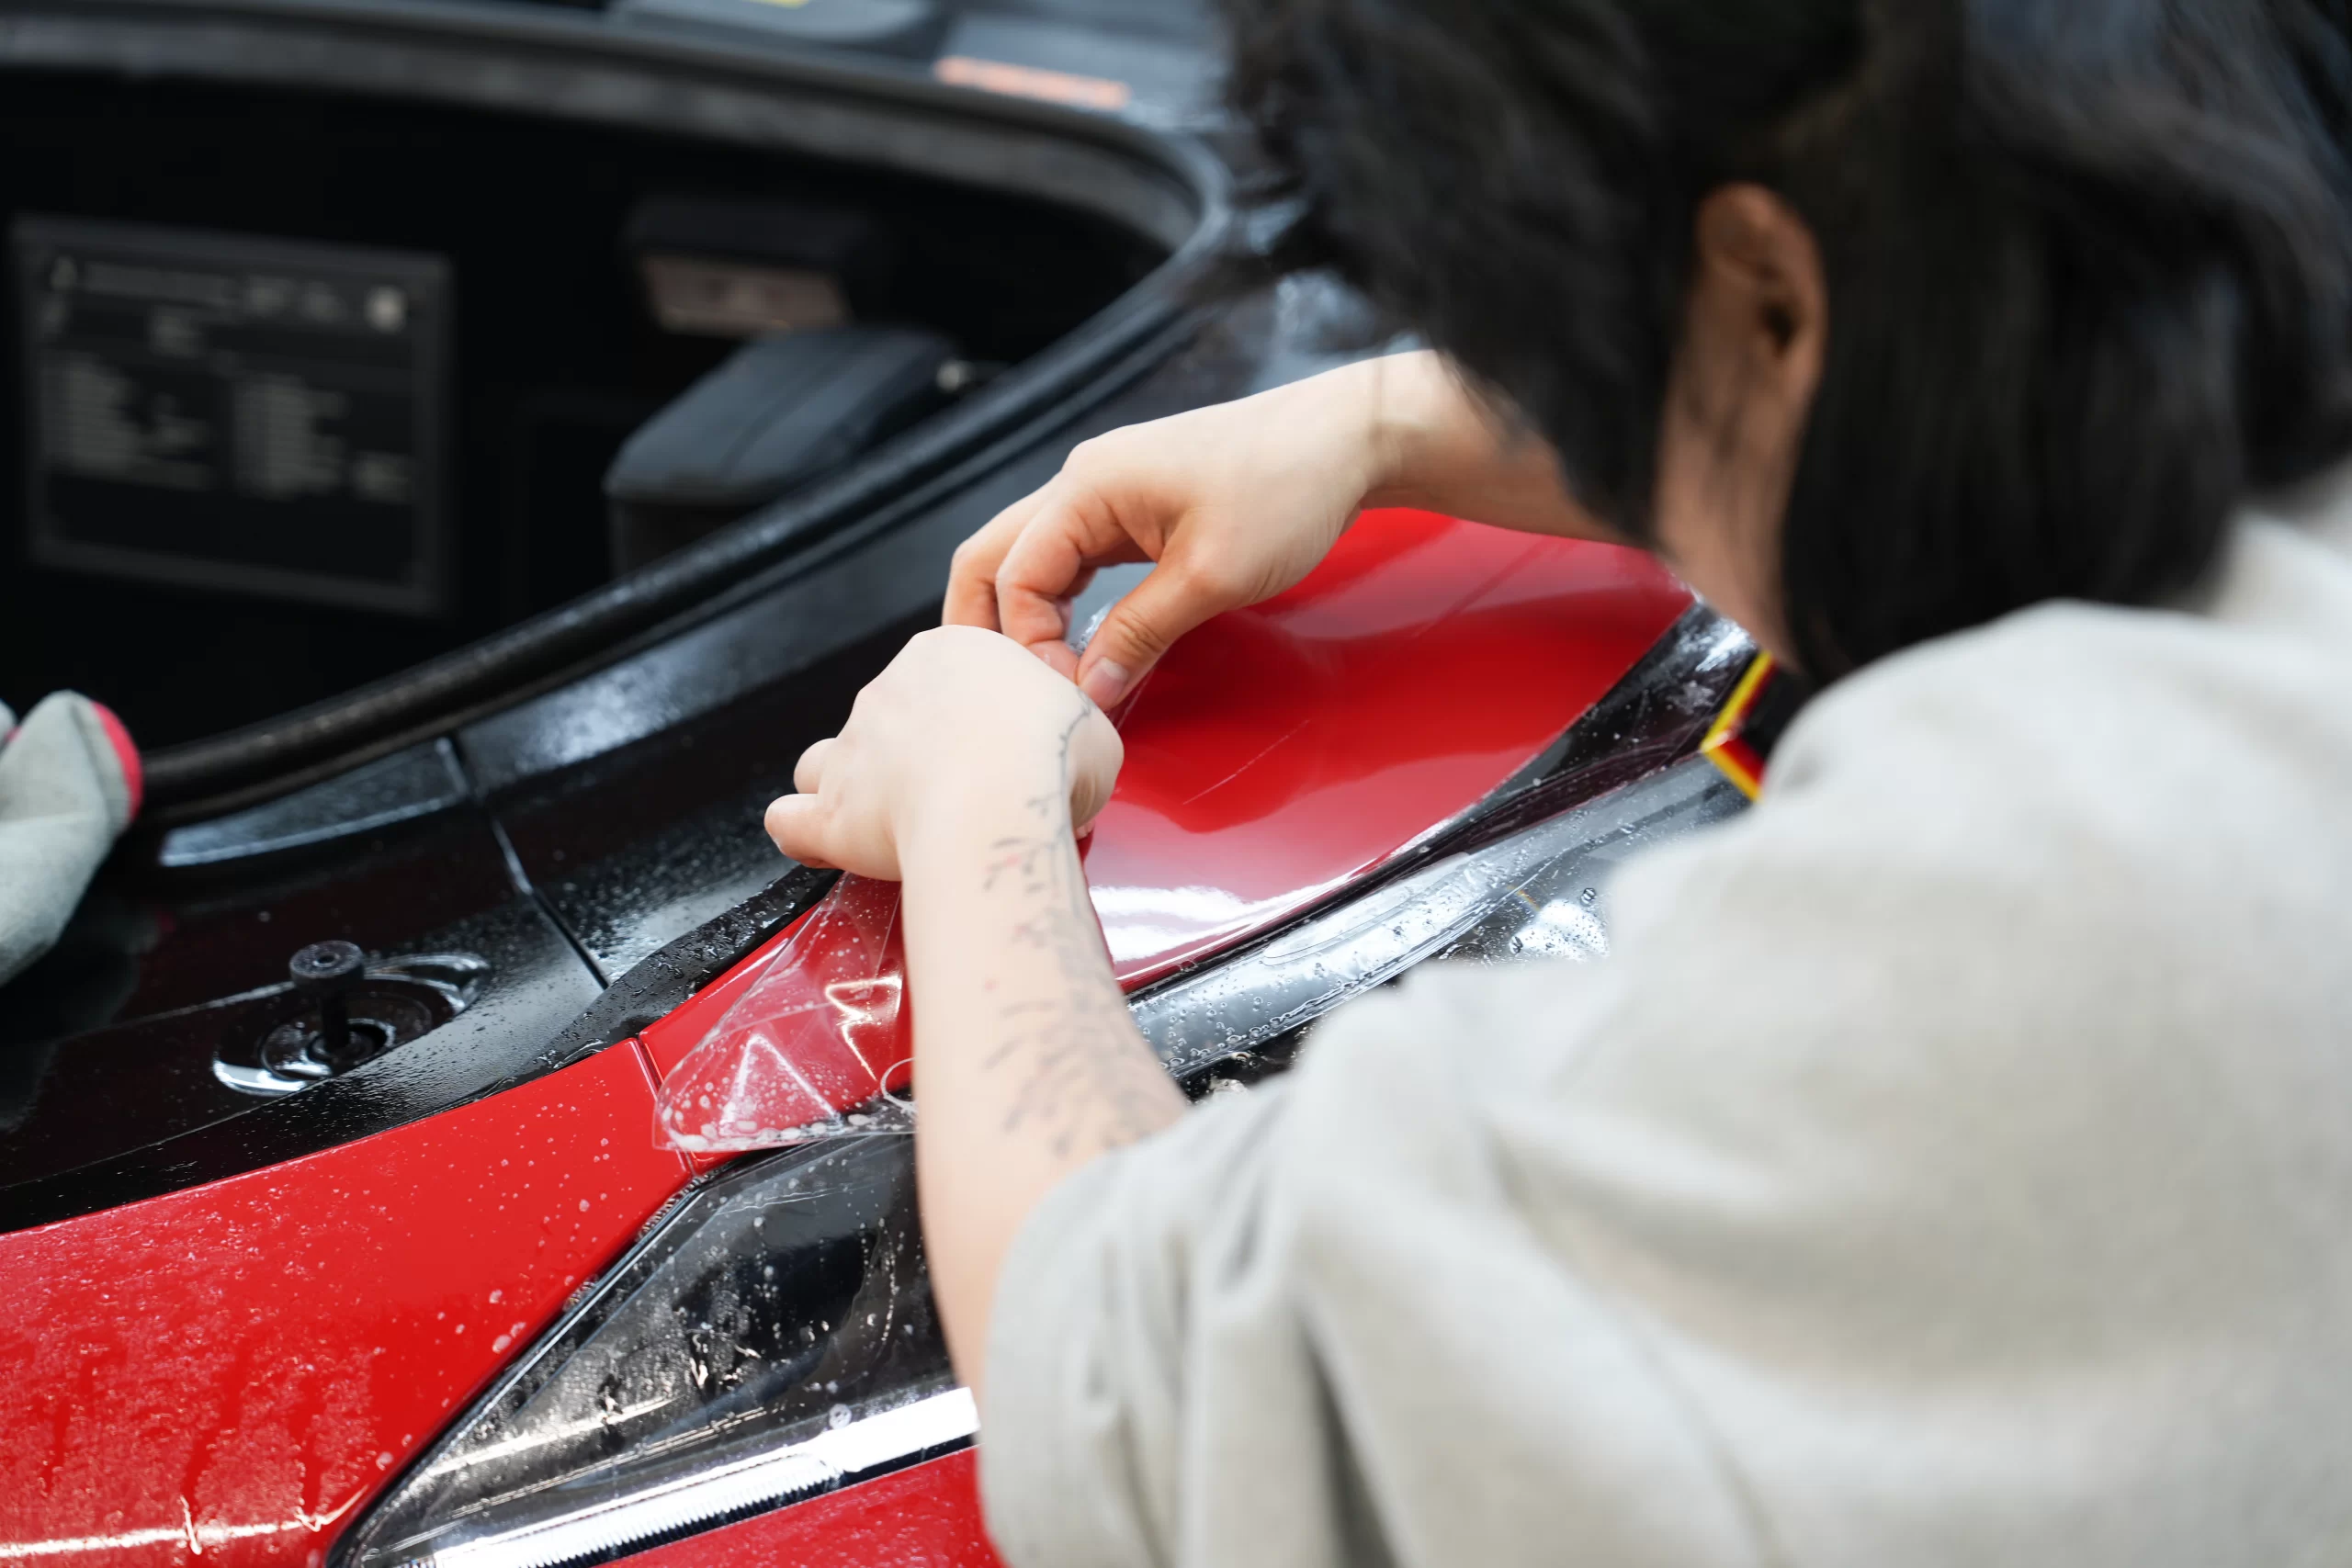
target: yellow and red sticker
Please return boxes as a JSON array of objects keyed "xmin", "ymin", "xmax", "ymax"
[{"xmin": 1701, "ymin": 652, "xmax": 1780, "ymax": 800}]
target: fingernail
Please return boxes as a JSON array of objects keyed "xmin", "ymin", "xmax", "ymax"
[{"xmin": 1080, "ymin": 660, "xmax": 1131, "ymax": 709}]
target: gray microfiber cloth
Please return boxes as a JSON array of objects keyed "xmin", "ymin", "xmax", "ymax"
[{"xmin": 0, "ymin": 693, "xmax": 141, "ymax": 988}]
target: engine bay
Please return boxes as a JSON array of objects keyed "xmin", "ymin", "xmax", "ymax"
[{"xmin": 0, "ymin": 70, "xmax": 1162, "ymax": 750}]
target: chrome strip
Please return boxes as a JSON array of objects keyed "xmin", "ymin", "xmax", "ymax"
[{"xmin": 426, "ymin": 1389, "xmax": 978, "ymax": 1568}]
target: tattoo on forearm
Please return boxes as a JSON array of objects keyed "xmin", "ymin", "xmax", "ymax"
[{"xmin": 978, "ymin": 704, "xmax": 1177, "ymax": 1160}]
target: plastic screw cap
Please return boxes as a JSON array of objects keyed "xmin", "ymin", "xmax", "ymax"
[
  {"xmin": 289, "ymin": 940, "xmax": 367, "ymax": 989},
  {"xmin": 289, "ymin": 940, "xmax": 366, "ymax": 1059}
]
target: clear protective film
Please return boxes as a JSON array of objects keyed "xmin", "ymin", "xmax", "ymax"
[{"xmin": 653, "ymin": 874, "xmax": 913, "ymax": 1153}]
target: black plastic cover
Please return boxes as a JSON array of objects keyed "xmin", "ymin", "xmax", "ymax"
[
  {"xmin": 605, "ymin": 326, "xmax": 954, "ymax": 570},
  {"xmin": 623, "ymin": 194, "xmax": 891, "ymax": 279}
]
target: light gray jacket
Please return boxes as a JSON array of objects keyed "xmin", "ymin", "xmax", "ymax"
[{"xmin": 982, "ymin": 478, "xmax": 2352, "ymax": 1568}]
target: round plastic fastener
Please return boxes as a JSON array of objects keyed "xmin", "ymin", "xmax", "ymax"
[{"xmin": 289, "ymin": 940, "xmax": 367, "ymax": 1055}]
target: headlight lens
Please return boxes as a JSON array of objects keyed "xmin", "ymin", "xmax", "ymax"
[{"xmin": 340, "ymin": 1137, "xmax": 967, "ymax": 1568}]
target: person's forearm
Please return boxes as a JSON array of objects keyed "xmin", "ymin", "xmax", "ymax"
[
  {"xmin": 897, "ymin": 729, "xmax": 1185, "ymax": 1406},
  {"xmin": 1350, "ymin": 350, "xmax": 1623, "ymax": 542}
]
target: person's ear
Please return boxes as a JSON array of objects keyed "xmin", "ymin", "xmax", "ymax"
[
  {"xmin": 1656, "ymin": 184, "xmax": 1826, "ymax": 663},
  {"xmin": 1685, "ymin": 183, "xmax": 1826, "ymax": 436}
]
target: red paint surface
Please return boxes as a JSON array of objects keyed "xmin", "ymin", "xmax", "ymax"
[
  {"xmin": 620, "ymin": 1453, "xmax": 1000, "ymax": 1568},
  {"xmin": 640, "ymin": 927, "xmax": 797, "ymax": 1088},
  {"xmin": 637, "ymin": 908, "xmax": 822, "ymax": 1171},
  {"xmin": 0, "ymin": 1044, "xmax": 693, "ymax": 1568},
  {"xmin": 1086, "ymin": 510, "xmax": 1688, "ymax": 982},
  {"xmin": 650, "ymin": 512, "xmax": 1690, "ymax": 1080},
  {"xmin": 650, "ymin": 876, "xmax": 912, "ymax": 1155}
]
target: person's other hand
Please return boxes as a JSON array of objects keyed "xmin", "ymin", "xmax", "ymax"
[
  {"xmin": 944, "ymin": 366, "xmax": 1396, "ymax": 709},
  {"xmin": 765, "ymin": 626, "xmax": 1124, "ymax": 880}
]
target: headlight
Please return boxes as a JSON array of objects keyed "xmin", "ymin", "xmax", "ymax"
[
  {"xmin": 344, "ymin": 616, "xmax": 1759, "ymax": 1568},
  {"xmin": 339, "ymin": 1136, "xmax": 967, "ymax": 1568}
]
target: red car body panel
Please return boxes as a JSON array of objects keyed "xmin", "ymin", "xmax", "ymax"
[
  {"xmin": 0, "ymin": 1043, "xmax": 691, "ymax": 1566},
  {"xmin": 0, "ymin": 514, "xmax": 1687, "ymax": 1568},
  {"xmin": 1085, "ymin": 510, "xmax": 1690, "ymax": 984}
]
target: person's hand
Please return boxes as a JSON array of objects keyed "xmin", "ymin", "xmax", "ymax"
[
  {"xmin": 765, "ymin": 626, "xmax": 1124, "ymax": 880},
  {"xmin": 944, "ymin": 363, "xmax": 1401, "ymax": 709}
]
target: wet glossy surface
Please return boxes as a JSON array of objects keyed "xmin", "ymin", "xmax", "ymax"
[
  {"xmin": 651, "ymin": 876, "xmax": 912, "ymax": 1153},
  {"xmin": 639, "ymin": 904, "xmax": 818, "ymax": 1081},
  {"xmin": 1131, "ymin": 761, "xmax": 1745, "ymax": 1077},
  {"xmin": 0, "ymin": 1044, "xmax": 691, "ymax": 1568},
  {"xmin": 487, "ymin": 626, "xmax": 899, "ymax": 983},
  {"xmin": 639, "ymin": 511, "xmax": 1690, "ymax": 1132},
  {"xmin": 1085, "ymin": 509, "xmax": 1690, "ymax": 984},
  {"xmin": 6, "ymin": 807, "xmax": 522, "ymax": 1041},
  {"xmin": 346, "ymin": 1138, "xmax": 959, "ymax": 1568},
  {"xmin": 157, "ymin": 742, "xmax": 473, "ymax": 869},
  {"xmin": 0, "ymin": 519, "xmax": 1704, "ymax": 1568},
  {"xmin": 0, "ymin": 893, "xmax": 603, "ymax": 1226},
  {"xmin": 577, "ymin": 521, "xmax": 1702, "ymax": 1567},
  {"xmin": 649, "ymin": 513, "xmax": 1688, "ymax": 1068}
]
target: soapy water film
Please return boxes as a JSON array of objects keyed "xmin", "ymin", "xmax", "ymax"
[
  {"xmin": 654, "ymin": 595, "xmax": 1146, "ymax": 1155},
  {"xmin": 653, "ymin": 874, "xmax": 915, "ymax": 1153}
]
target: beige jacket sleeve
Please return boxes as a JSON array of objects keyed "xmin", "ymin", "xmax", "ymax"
[{"xmin": 979, "ymin": 520, "xmax": 2352, "ymax": 1568}]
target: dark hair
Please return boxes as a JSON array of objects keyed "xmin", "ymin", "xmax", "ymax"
[{"xmin": 1220, "ymin": 0, "xmax": 2352, "ymax": 673}]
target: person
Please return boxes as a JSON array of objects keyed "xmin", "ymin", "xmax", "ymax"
[{"xmin": 765, "ymin": 1, "xmax": 2352, "ymax": 1562}]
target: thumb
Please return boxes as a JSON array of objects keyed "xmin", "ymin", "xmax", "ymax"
[
  {"xmin": 763, "ymin": 793, "xmax": 833, "ymax": 869},
  {"xmin": 1074, "ymin": 562, "xmax": 1225, "ymax": 708}
]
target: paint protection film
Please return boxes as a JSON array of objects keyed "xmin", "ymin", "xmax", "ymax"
[{"xmin": 651, "ymin": 875, "xmax": 912, "ymax": 1154}]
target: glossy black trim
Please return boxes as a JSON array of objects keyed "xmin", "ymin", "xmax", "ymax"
[
  {"xmin": 1453, "ymin": 604, "xmax": 1757, "ymax": 852},
  {"xmin": 155, "ymin": 739, "xmax": 471, "ymax": 866},
  {"xmin": 0, "ymin": 867, "xmax": 831, "ymax": 1235},
  {"xmin": 0, "ymin": 0, "xmax": 1232, "ymax": 811},
  {"xmin": 1134, "ymin": 760, "xmax": 1748, "ymax": 1080},
  {"xmin": 540, "ymin": 864, "xmax": 837, "ymax": 1070}
]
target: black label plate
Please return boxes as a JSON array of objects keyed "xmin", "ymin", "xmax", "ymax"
[{"xmin": 14, "ymin": 216, "xmax": 450, "ymax": 615}]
